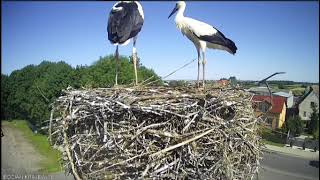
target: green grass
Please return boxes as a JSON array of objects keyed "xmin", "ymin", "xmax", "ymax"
[
  {"xmin": 285, "ymin": 84, "xmax": 304, "ymax": 88},
  {"xmin": 291, "ymin": 88, "xmax": 305, "ymax": 96},
  {"xmin": 270, "ymin": 84, "xmax": 304, "ymax": 91},
  {"xmin": 2, "ymin": 120, "xmax": 62, "ymax": 173},
  {"xmin": 242, "ymin": 82, "xmax": 306, "ymax": 96}
]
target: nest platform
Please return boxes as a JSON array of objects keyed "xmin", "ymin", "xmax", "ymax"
[{"xmin": 49, "ymin": 86, "xmax": 262, "ymax": 180}]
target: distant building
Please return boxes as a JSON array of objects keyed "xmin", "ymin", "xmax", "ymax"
[
  {"xmin": 217, "ymin": 79, "xmax": 229, "ymax": 86},
  {"xmin": 296, "ymin": 85, "xmax": 319, "ymax": 121},
  {"xmin": 252, "ymin": 95, "xmax": 287, "ymax": 130},
  {"xmin": 273, "ymin": 91, "xmax": 294, "ymax": 108}
]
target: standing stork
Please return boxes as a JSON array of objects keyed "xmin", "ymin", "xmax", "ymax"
[
  {"xmin": 168, "ymin": 1, "xmax": 237, "ymax": 88},
  {"xmin": 107, "ymin": 1, "xmax": 144, "ymax": 86}
]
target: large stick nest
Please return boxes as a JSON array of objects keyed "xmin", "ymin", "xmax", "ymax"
[{"xmin": 49, "ymin": 86, "xmax": 262, "ymax": 180}]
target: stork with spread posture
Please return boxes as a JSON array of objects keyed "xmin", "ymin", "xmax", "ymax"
[
  {"xmin": 107, "ymin": 1, "xmax": 144, "ymax": 86},
  {"xmin": 168, "ymin": 1, "xmax": 237, "ymax": 88}
]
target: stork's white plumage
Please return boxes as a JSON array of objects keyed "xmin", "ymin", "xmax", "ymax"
[
  {"xmin": 107, "ymin": 1, "xmax": 144, "ymax": 86},
  {"xmin": 168, "ymin": 1, "xmax": 237, "ymax": 88}
]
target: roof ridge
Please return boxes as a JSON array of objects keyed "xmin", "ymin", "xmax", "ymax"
[{"xmin": 296, "ymin": 87, "xmax": 314, "ymax": 106}]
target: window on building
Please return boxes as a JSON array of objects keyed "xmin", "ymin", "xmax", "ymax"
[
  {"xmin": 311, "ymin": 102, "xmax": 315, "ymax": 107},
  {"xmin": 303, "ymin": 111, "xmax": 306, "ymax": 117},
  {"xmin": 258, "ymin": 102, "xmax": 271, "ymax": 113},
  {"xmin": 266, "ymin": 117, "xmax": 273, "ymax": 125}
]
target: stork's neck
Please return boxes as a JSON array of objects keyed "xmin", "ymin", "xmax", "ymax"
[{"xmin": 175, "ymin": 6, "xmax": 185, "ymax": 22}]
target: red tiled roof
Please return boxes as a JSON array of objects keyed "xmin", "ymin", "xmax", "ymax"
[{"xmin": 252, "ymin": 95, "xmax": 286, "ymax": 114}]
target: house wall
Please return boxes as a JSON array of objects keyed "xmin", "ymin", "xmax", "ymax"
[
  {"xmin": 269, "ymin": 104, "xmax": 286, "ymax": 130},
  {"xmin": 252, "ymin": 99, "xmax": 286, "ymax": 130},
  {"xmin": 278, "ymin": 103, "xmax": 287, "ymax": 128},
  {"xmin": 298, "ymin": 92, "xmax": 319, "ymax": 121},
  {"xmin": 287, "ymin": 96, "xmax": 294, "ymax": 108}
]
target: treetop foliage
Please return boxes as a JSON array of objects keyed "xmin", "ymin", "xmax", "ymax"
[
  {"xmin": 1, "ymin": 55, "xmax": 162, "ymax": 128},
  {"xmin": 285, "ymin": 115, "xmax": 304, "ymax": 137}
]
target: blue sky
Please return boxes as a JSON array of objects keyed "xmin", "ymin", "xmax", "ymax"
[{"xmin": 2, "ymin": 1, "xmax": 319, "ymax": 82}]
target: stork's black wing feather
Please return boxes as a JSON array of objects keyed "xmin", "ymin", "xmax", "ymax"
[
  {"xmin": 195, "ymin": 28, "xmax": 237, "ymax": 54},
  {"xmin": 107, "ymin": 2, "xmax": 144, "ymax": 44}
]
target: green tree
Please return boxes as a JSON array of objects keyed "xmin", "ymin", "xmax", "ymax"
[
  {"xmin": 28, "ymin": 61, "xmax": 76, "ymax": 126},
  {"xmin": 308, "ymin": 103, "xmax": 319, "ymax": 139},
  {"xmin": 278, "ymin": 84, "xmax": 285, "ymax": 89},
  {"xmin": 229, "ymin": 76, "xmax": 237, "ymax": 86},
  {"xmin": 286, "ymin": 116, "xmax": 304, "ymax": 137},
  {"xmin": 5, "ymin": 61, "xmax": 76, "ymax": 126},
  {"xmin": 1, "ymin": 55, "xmax": 161, "ymax": 128},
  {"xmin": 1, "ymin": 74, "xmax": 10, "ymax": 120},
  {"xmin": 81, "ymin": 55, "xmax": 161, "ymax": 87},
  {"xmin": 6, "ymin": 65, "xmax": 38, "ymax": 121}
]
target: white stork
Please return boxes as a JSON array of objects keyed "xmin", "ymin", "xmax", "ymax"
[
  {"xmin": 168, "ymin": 1, "xmax": 237, "ymax": 88},
  {"xmin": 107, "ymin": 1, "xmax": 144, "ymax": 86}
]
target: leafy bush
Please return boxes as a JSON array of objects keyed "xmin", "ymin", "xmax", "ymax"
[
  {"xmin": 278, "ymin": 84, "xmax": 285, "ymax": 89},
  {"xmin": 313, "ymin": 128, "xmax": 319, "ymax": 140},
  {"xmin": 258, "ymin": 125, "xmax": 286, "ymax": 144},
  {"xmin": 308, "ymin": 103, "xmax": 319, "ymax": 138}
]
